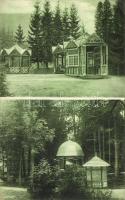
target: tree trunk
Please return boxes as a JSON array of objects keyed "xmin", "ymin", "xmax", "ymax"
[
  {"xmin": 18, "ymin": 150, "xmax": 22, "ymax": 185},
  {"xmin": 30, "ymin": 148, "xmax": 35, "ymax": 191},
  {"xmin": 45, "ymin": 61, "xmax": 48, "ymax": 69},
  {"xmin": 93, "ymin": 131, "xmax": 96, "ymax": 154},
  {"xmin": 22, "ymin": 148, "xmax": 26, "ymax": 178},
  {"xmin": 30, "ymin": 148, "xmax": 34, "ymax": 180},
  {"xmin": 73, "ymin": 113, "xmax": 76, "ymax": 136},
  {"xmin": 114, "ymin": 118, "xmax": 119, "ymax": 177},
  {"xmin": 114, "ymin": 139, "xmax": 119, "ymax": 177},
  {"xmin": 102, "ymin": 128, "xmax": 105, "ymax": 160},
  {"xmin": 98, "ymin": 128, "xmax": 101, "ymax": 157},
  {"xmin": 108, "ymin": 128, "xmax": 111, "ymax": 164},
  {"xmin": 28, "ymin": 146, "xmax": 31, "ymax": 177},
  {"xmin": 27, "ymin": 145, "xmax": 34, "ymax": 189},
  {"xmin": 123, "ymin": 0, "xmax": 125, "ymax": 74},
  {"xmin": 37, "ymin": 61, "xmax": 39, "ymax": 70},
  {"xmin": 2, "ymin": 149, "xmax": 5, "ymax": 178}
]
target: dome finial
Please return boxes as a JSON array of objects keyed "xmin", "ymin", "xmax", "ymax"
[{"xmin": 67, "ymin": 131, "xmax": 75, "ymax": 141}]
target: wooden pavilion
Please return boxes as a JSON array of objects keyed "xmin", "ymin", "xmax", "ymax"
[
  {"xmin": 0, "ymin": 44, "xmax": 31, "ymax": 73},
  {"xmin": 53, "ymin": 34, "xmax": 108, "ymax": 78}
]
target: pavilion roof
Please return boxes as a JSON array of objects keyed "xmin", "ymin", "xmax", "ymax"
[
  {"xmin": 53, "ymin": 33, "xmax": 105, "ymax": 54},
  {"xmin": 83, "ymin": 156, "xmax": 110, "ymax": 167},
  {"xmin": 1, "ymin": 44, "xmax": 31, "ymax": 56},
  {"xmin": 57, "ymin": 140, "xmax": 84, "ymax": 157}
]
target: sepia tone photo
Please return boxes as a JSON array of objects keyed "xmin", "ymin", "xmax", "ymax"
[
  {"xmin": 0, "ymin": 99, "xmax": 124, "ymax": 199},
  {"xmin": 0, "ymin": 0, "xmax": 124, "ymax": 97}
]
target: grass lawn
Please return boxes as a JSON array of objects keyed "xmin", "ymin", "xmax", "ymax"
[
  {"xmin": 111, "ymin": 189, "xmax": 125, "ymax": 200},
  {"xmin": 0, "ymin": 186, "xmax": 32, "ymax": 200},
  {"xmin": 6, "ymin": 74, "xmax": 125, "ymax": 97}
]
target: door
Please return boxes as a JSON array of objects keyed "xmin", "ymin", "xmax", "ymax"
[{"xmin": 87, "ymin": 52, "xmax": 95, "ymax": 74}]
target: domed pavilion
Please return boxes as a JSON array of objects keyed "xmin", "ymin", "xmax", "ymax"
[{"xmin": 56, "ymin": 140, "xmax": 84, "ymax": 169}]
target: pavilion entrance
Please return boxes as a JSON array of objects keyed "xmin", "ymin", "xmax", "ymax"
[
  {"xmin": 55, "ymin": 53, "xmax": 65, "ymax": 74},
  {"xmin": 86, "ymin": 46, "xmax": 101, "ymax": 75}
]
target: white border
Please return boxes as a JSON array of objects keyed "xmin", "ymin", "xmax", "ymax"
[{"xmin": 0, "ymin": 97, "xmax": 124, "ymax": 101}]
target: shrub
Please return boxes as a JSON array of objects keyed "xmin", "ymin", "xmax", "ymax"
[
  {"xmin": 90, "ymin": 189, "xmax": 112, "ymax": 200},
  {"xmin": 31, "ymin": 159, "xmax": 59, "ymax": 197},
  {"xmin": 56, "ymin": 165, "xmax": 112, "ymax": 200},
  {"xmin": 30, "ymin": 162, "xmax": 112, "ymax": 200},
  {"xmin": 56, "ymin": 165, "xmax": 92, "ymax": 200},
  {"xmin": 0, "ymin": 71, "xmax": 9, "ymax": 96}
]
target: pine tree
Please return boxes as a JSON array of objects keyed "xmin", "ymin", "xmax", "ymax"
[
  {"xmin": 41, "ymin": 1, "xmax": 53, "ymax": 68},
  {"xmin": 111, "ymin": 0, "xmax": 125, "ymax": 74},
  {"xmin": 95, "ymin": 0, "xmax": 114, "ymax": 75},
  {"xmin": 95, "ymin": 1, "xmax": 103, "ymax": 38},
  {"xmin": 7, "ymin": 29, "xmax": 14, "ymax": 47},
  {"xmin": 102, "ymin": 0, "xmax": 113, "ymax": 43},
  {"xmin": 15, "ymin": 24, "xmax": 25, "ymax": 45},
  {"xmin": 80, "ymin": 23, "xmax": 89, "ymax": 38},
  {"xmin": 62, "ymin": 7, "xmax": 70, "ymax": 41},
  {"xmin": 0, "ymin": 28, "xmax": 14, "ymax": 49},
  {"xmin": 70, "ymin": 4, "xmax": 80, "ymax": 39},
  {"xmin": 53, "ymin": 2, "xmax": 63, "ymax": 45},
  {"xmin": 28, "ymin": 2, "xmax": 42, "ymax": 69}
]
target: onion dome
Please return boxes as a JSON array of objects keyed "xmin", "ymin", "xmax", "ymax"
[{"xmin": 56, "ymin": 140, "xmax": 84, "ymax": 157}]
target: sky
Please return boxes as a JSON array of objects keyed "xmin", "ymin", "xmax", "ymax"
[{"xmin": 0, "ymin": 0, "xmax": 116, "ymax": 34}]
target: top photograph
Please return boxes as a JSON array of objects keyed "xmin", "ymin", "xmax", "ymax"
[{"xmin": 0, "ymin": 0, "xmax": 124, "ymax": 97}]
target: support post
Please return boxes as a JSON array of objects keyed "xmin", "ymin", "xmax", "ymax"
[
  {"xmin": 84, "ymin": 46, "xmax": 87, "ymax": 75},
  {"xmin": 106, "ymin": 45, "xmax": 109, "ymax": 75},
  {"xmin": 9, "ymin": 56, "xmax": 11, "ymax": 68},
  {"xmin": 100, "ymin": 45, "xmax": 103, "ymax": 75}
]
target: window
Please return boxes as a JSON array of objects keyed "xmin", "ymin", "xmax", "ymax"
[
  {"xmin": 69, "ymin": 56, "xmax": 74, "ymax": 66},
  {"xmin": 68, "ymin": 55, "xmax": 79, "ymax": 66},
  {"xmin": 74, "ymin": 56, "xmax": 78, "ymax": 65}
]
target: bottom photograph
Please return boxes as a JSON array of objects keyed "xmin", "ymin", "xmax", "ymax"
[{"xmin": 0, "ymin": 99, "xmax": 124, "ymax": 200}]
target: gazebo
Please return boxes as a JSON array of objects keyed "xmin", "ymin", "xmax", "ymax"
[
  {"xmin": 83, "ymin": 155, "xmax": 110, "ymax": 188},
  {"xmin": 56, "ymin": 140, "xmax": 84, "ymax": 169},
  {"xmin": 53, "ymin": 33, "xmax": 108, "ymax": 78},
  {"xmin": 0, "ymin": 44, "xmax": 31, "ymax": 73}
]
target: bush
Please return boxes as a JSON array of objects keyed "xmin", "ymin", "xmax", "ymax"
[
  {"xmin": 30, "ymin": 162, "xmax": 112, "ymax": 200},
  {"xmin": 90, "ymin": 189, "xmax": 112, "ymax": 200},
  {"xmin": 0, "ymin": 71, "xmax": 9, "ymax": 96},
  {"xmin": 56, "ymin": 165, "xmax": 112, "ymax": 200},
  {"xmin": 56, "ymin": 165, "xmax": 92, "ymax": 200},
  {"xmin": 31, "ymin": 159, "xmax": 59, "ymax": 197}
]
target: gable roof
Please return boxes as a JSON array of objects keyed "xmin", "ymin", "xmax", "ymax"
[
  {"xmin": 1, "ymin": 44, "xmax": 31, "ymax": 56},
  {"xmin": 52, "ymin": 44, "xmax": 64, "ymax": 54},
  {"xmin": 53, "ymin": 33, "xmax": 105, "ymax": 54},
  {"xmin": 65, "ymin": 40, "xmax": 78, "ymax": 49},
  {"xmin": 86, "ymin": 33, "xmax": 103, "ymax": 43},
  {"xmin": 83, "ymin": 156, "xmax": 110, "ymax": 167}
]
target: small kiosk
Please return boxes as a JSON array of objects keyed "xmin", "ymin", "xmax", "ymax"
[
  {"xmin": 83, "ymin": 155, "xmax": 110, "ymax": 188},
  {"xmin": 56, "ymin": 140, "xmax": 84, "ymax": 169}
]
